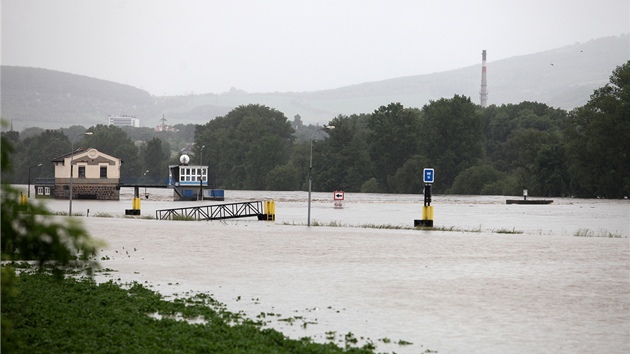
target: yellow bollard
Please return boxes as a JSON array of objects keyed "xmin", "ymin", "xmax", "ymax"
[
  {"xmin": 416, "ymin": 206, "xmax": 434, "ymax": 227},
  {"xmin": 426, "ymin": 205, "xmax": 434, "ymax": 220},
  {"xmin": 263, "ymin": 200, "xmax": 275, "ymax": 221},
  {"xmin": 125, "ymin": 197, "xmax": 142, "ymax": 216},
  {"xmin": 421, "ymin": 206, "xmax": 434, "ymax": 221},
  {"xmin": 20, "ymin": 194, "xmax": 27, "ymax": 205}
]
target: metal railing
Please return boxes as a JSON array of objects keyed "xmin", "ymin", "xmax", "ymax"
[
  {"xmin": 156, "ymin": 201, "xmax": 264, "ymax": 221},
  {"xmin": 120, "ymin": 176, "xmax": 169, "ymax": 187}
]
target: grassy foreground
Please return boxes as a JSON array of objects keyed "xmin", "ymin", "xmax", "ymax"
[{"xmin": 2, "ymin": 269, "xmax": 376, "ymax": 353}]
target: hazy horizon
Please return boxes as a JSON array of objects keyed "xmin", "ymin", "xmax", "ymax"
[{"xmin": 2, "ymin": 0, "xmax": 629, "ymax": 96}]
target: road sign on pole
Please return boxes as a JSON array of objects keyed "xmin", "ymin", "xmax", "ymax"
[
  {"xmin": 416, "ymin": 168, "xmax": 435, "ymax": 228},
  {"xmin": 423, "ymin": 168, "xmax": 435, "ymax": 184},
  {"xmin": 334, "ymin": 190, "xmax": 344, "ymax": 209},
  {"xmin": 334, "ymin": 191, "xmax": 345, "ymax": 200}
]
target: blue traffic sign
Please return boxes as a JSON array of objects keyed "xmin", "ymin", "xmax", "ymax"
[{"xmin": 423, "ymin": 168, "xmax": 435, "ymax": 184}]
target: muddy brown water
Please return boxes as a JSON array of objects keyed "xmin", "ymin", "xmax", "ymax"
[{"xmin": 24, "ymin": 187, "xmax": 630, "ymax": 353}]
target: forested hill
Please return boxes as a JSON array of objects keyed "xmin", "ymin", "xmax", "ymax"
[
  {"xmin": 2, "ymin": 34, "xmax": 628, "ymax": 131},
  {"xmin": 1, "ymin": 66, "xmax": 160, "ymax": 129},
  {"xmin": 320, "ymin": 35, "xmax": 628, "ymax": 111}
]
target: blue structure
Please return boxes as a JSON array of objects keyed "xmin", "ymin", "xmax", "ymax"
[{"xmin": 168, "ymin": 157, "xmax": 224, "ymax": 201}]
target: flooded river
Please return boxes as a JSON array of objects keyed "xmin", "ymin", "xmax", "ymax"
[{"xmin": 26, "ymin": 187, "xmax": 630, "ymax": 353}]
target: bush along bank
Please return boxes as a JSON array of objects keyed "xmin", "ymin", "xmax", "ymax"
[{"xmin": 1, "ymin": 268, "xmax": 378, "ymax": 353}]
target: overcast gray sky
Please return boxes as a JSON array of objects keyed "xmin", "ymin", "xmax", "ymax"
[{"xmin": 2, "ymin": 0, "xmax": 628, "ymax": 96}]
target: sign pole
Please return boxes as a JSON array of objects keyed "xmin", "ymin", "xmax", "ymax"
[
  {"xmin": 333, "ymin": 190, "xmax": 344, "ymax": 209},
  {"xmin": 415, "ymin": 168, "xmax": 435, "ymax": 227}
]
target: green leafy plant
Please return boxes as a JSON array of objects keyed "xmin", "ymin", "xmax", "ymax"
[
  {"xmin": 1, "ymin": 129, "xmax": 102, "ymax": 350},
  {"xmin": 3, "ymin": 271, "xmax": 377, "ymax": 353}
]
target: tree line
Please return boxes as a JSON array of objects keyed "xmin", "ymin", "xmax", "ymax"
[
  {"xmin": 0, "ymin": 122, "xmax": 199, "ymax": 185},
  {"xmin": 2, "ymin": 62, "xmax": 628, "ymax": 198}
]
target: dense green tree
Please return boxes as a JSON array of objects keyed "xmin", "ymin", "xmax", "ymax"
[
  {"xmin": 360, "ymin": 177, "xmax": 380, "ymax": 193},
  {"xmin": 195, "ymin": 104, "xmax": 294, "ymax": 190},
  {"xmin": 448, "ymin": 164, "xmax": 506, "ymax": 195},
  {"xmin": 265, "ymin": 164, "xmax": 300, "ymax": 191},
  {"xmin": 62, "ymin": 125, "xmax": 90, "ymax": 141},
  {"xmin": 83, "ymin": 124, "xmax": 141, "ymax": 178},
  {"xmin": 161, "ymin": 124, "xmax": 195, "ymax": 155},
  {"xmin": 419, "ymin": 95, "xmax": 483, "ymax": 192},
  {"xmin": 530, "ymin": 144, "xmax": 569, "ymax": 196},
  {"xmin": 18, "ymin": 127, "xmax": 44, "ymax": 139},
  {"xmin": 1, "ymin": 129, "xmax": 20, "ymax": 145},
  {"xmin": 243, "ymin": 135, "xmax": 289, "ymax": 189},
  {"xmin": 0, "ymin": 130, "xmax": 20, "ymax": 183},
  {"xmin": 285, "ymin": 141, "xmax": 311, "ymax": 190},
  {"xmin": 387, "ymin": 155, "xmax": 430, "ymax": 194},
  {"xmin": 282, "ymin": 123, "xmax": 342, "ymax": 192},
  {"xmin": 173, "ymin": 123, "xmax": 197, "ymax": 143},
  {"xmin": 196, "ymin": 123, "xmax": 233, "ymax": 188},
  {"xmin": 24, "ymin": 130, "xmax": 70, "ymax": 176},
  {"xmin": 121, "ymin": 126, "xmax": 155, "ymax": 141},
  {"xmin": 367, "ymin": 103, "xmax": 422, "ymax": 191},
  {"xmin": 480, "ymin": 175, "xmax": 520, "ymax": 196},
  {"xmin": 315, "ymin": 114, "xmax": 372, "ymax": 192},
  {"xmin": 497, "ymin": 128, "xmax": 562, "ymax": 191},
  {"xmin": 483, "ymin": 102, "xmax": 566, "ymax": 174},
  {"xmin": 564, "ymin": 61, "xmax": 630, "ymax": 198},
  {"xmin": 140, "ymin": 137, "xmax": 167, "ymax": 179},
  {"xmin": 4, "ymin": 129, "xmax": 70, "ymax": 184}
]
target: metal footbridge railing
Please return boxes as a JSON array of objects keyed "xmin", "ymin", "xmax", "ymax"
[{"xmin": 155, "ymin": 200, "xmax": 272, "ymax": 221}]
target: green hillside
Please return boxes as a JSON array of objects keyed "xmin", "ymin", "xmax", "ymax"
[{"xmin": 1, "ymin": 66, "xmax": 159, "ymax": 129}]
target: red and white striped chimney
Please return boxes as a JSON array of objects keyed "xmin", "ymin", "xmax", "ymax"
[{"xmin": 480, "ymin": 50, "xmax": 488, "ymax": 108}]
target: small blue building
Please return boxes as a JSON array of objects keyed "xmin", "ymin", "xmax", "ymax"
[{"xmin": 168, "ymin": 155, "xmax": 224, "ymax": 201}]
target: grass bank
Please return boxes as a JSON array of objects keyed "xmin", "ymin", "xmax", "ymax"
[{"xmin": 2, "ymin": 268, "xmax": 377, "ymax": 353}]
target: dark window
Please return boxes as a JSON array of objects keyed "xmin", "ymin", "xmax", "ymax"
[
  {"xmin": 100, "ymin": 166, "xmax": 107, "ymax": 178},
  {"xmin": 78, "ymin": 166, "xmax": 86, "ymax": 178}
]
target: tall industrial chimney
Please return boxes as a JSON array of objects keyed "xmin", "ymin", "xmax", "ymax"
[{"xmin": 480, "ymin": 50, "xmax": 488, "ymax": 108}]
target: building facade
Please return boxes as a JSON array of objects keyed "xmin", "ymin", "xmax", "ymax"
[
  {"xmin": 108, "ymin": 114, "xmax": 140, "ymax": 127},
  {"xmin": 46, "ymin": 148, "xmax": 122, "ymax": 200}
]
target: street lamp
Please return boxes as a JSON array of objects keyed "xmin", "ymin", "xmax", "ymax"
[
  {"xmin": 28, "ymin": 163, "xmax": 43, "ymax": 198},
  {"xmin": 143, "ymin": 170, "xmax": 149, "ymax": 198},
  {"xmin": 69, "ymin": 132, "xmax": 93, "ymax": 216},
  {"xmin": 199, "ymin": 145, "xmax": 205, "ymax": 165},
  {"xmin": 307, "ymin": 125, "xmax": 335, "ymax": 227}
]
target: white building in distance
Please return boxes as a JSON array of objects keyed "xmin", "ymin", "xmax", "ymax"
[{"xmin": 108, "ymin": 114, "xmax": 140, "ymax": 127}]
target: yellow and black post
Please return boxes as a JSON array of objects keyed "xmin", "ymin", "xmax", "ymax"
[
  {"xmin": 262, "ymin": 199, "xmax": 275, "ymax": 221},
  {"xmin": 125, "ymin": 186, "xmax": 142, "ymax": 216},
  {"xmin": 415, "ymin": 184, "xmax": 434, "ymax": 227},
  {"xmin": 415, "ymin": 168, "xmax": 434, "ymax": 227}
]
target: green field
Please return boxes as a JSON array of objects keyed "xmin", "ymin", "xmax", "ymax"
[{"xmin": 2, "ymin": 268, "xmax": 377, "ymax": 353}]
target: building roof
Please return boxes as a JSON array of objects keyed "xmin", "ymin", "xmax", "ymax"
[
  {"xmin": 51, "ymin": 148, "xmax": 122, "ymax": 163},
  {"xmin": 51, "ymin": 147, "xmax": 89, "ymax": 162}
]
